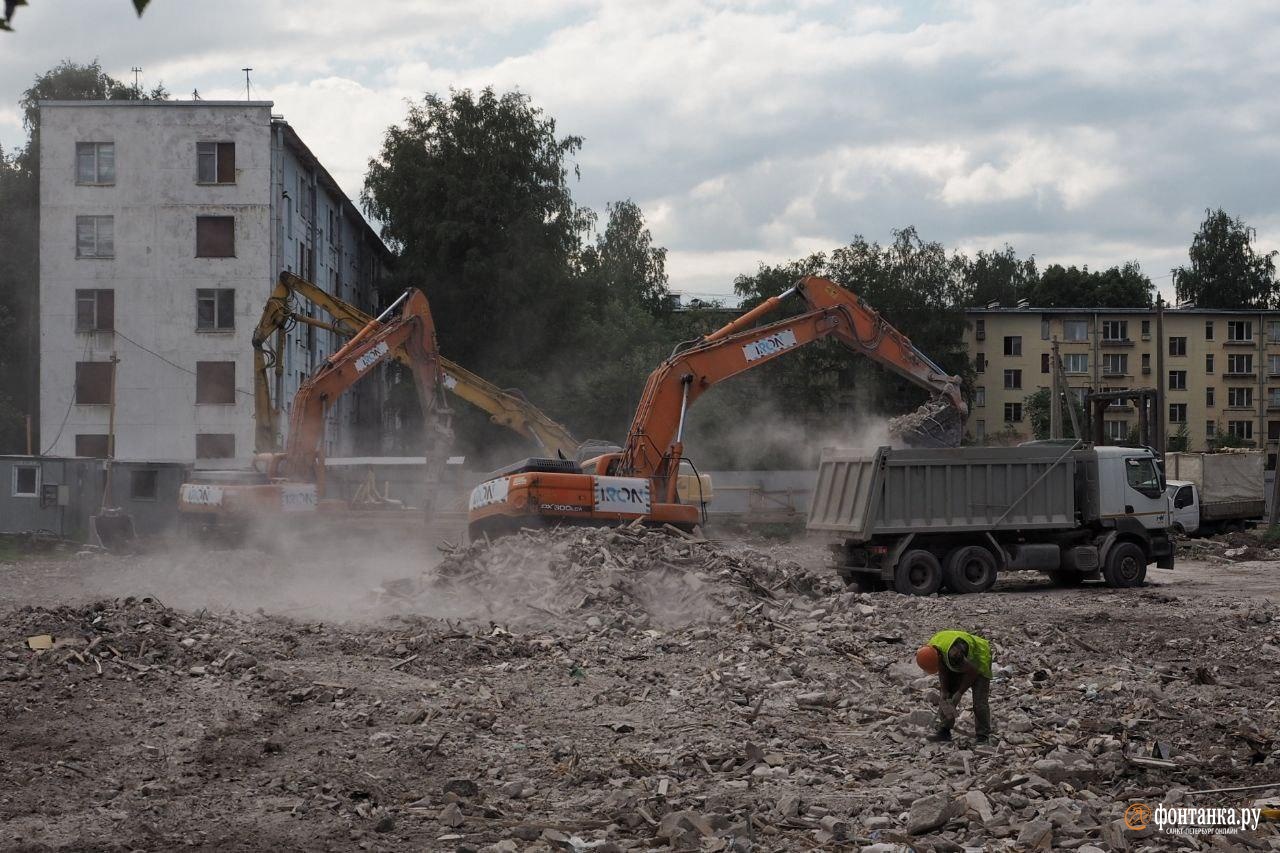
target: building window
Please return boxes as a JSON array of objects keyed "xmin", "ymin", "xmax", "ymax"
[
  {"xmin": 975, "ymin": 352, "xmax": 985, "ymax": 373},
  {"xmin": 975, "ymin": 419, "xmax": 985, "ymax": 441},
  {"xmin": 1102, "ymin": 319, "xmax": 1128, "ymax": 341},
  {"xmin": 196, "ymin": 433, "xmax": 236, "ymax": 459},
  {"xmin": 1105, "ymin": 420, "xmax": 1127, "ymax": 442},
  {"xmin": 197, "ymin": 142, "xmax": 235, "ymax": 184},
  {"xmin": 1228, "ymin": 420, "xmax": 1254, "ymax": 440},
  {"xmin": 76, "ymin": 215, "xmax": 114, "ymax": 258},
  {"xmin": 1270, "ymin": 420, "xmax": 1280, "ymax": 440},
  {"xmin": 1063, "ymin": 353, "xmax": 1088, "ymax": 373},
  {"xmin": 130, "ymin": 469, "xmax": 158, "ymax": 501},
  {"xmin": 1169, "ymin": 403, "xmax": 1187, "ymax": 424},
  {"xmin": 1269, "ymin": 388, "xmax": 1280, "ymax": 410},
  {"xmin": 1227, "ymin": 353, "xmax": 1254, "ymax": 376},
  {"xmin": 1040, "ymin": 320, "xmax": 1050, "ymax": 341},
  {"xmin": 1206, "ymin": 420, "xmax": 1216, "ymax": 438},
  {"xmin": 1041, "ymin": 353, "xmax": 1050, "ymax": 374},
  {"xmin": 75, "ymin": 289, "xmax": 114, "ymax": 332},
  {"xmin": 1206, "ymin": 387, "xmax": 1215, "ymax": 407},
  {"xmin": 1063, "ymin": 319, "xmax": 1087, "ymax": 341},
  {"xmin": 974, "ymin": 317, "xmax": 985, "ymax": 340},
  {"xmin": 196, "ymin": 216, "xmax": 235, "ymax": 257},
  {"xmin": 1141, "ymin": 319, "xmax": 1151, "ymax": 339},
  {"xmin": 1004, "ymin": 402, "xmax": 1023, "ymax": 423},
  {"xmin": 1206, "ymin": 353, "xmax": 1214, "ymax": 374},
  {"xmin": 1269, "ymin": 320, "xmax": 1280, "ymax": 343},
  {"xmin": 1168, "ymin": 336, "xmax": 1187, "ymax": 357},
  {"xmin": 195, "ymin": 362, "xmax": 236, "ymax": 404},
  {"xmin": 974, "ymin": 386, "xmax": 986, "ymax": 407},
  {"xmin": 12, "ymin": 465, "xmax": 39, "ymax": 497},
  {"xmin": 196, "ymin": 289, "xmax": 235, "ymax": 330},
  {"xmin": 75, "ymin": 434, "xmax": 110, "ymax": 458},
  {"xmin": 75, "ymin": 361, "xmax": 114, "ymax": 404},
  {"xmin": 1269, "ymin": 354, "xmax": 1280, "ymax": 377},
  {"xmin": 1003, "ymin": 336, "xmax": 1021, "ymax": 356},
  {"xmin": 1228, "ymin": 387, "xmax": 1254, "ymax": 409},
  {"xmin": 1205, "ymin": 320, "xmax": 1214, "ymax": 340},
  {"xmin": 1168, "ymin": 370, "xmax": 1187, "ymax": 390},
  {"xmin": 1102, "ymin": 353, "xmax": 1128, "ymax": 376},
  {"xmin": 1228, "ymin": 320, "xmax": 1253, "ymax": 342},
  {"xmin": 76, "ymin": 142, "xmax": 115, "ymax": 184},
  {"xmin": 1003, "ymin": 369, "xmax": 1022, "ymax": 390},
  {"xmin": 1141, "ymin": 352, "xmax": 1151, "ymax": 373}
]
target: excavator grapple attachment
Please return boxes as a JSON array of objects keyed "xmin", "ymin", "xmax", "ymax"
[{"xmin": 888, "ymin": 396, "xmax": 964, "ymax": 448}]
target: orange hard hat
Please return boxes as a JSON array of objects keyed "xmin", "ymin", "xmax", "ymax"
[{"xmin": 916, "ymin": 644, "xmax": 940, "ymax": 674}]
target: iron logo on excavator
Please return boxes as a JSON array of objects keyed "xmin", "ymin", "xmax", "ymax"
[{"xmin": 743, "ymin": 328, "xmax": 798, "ymax": 362}]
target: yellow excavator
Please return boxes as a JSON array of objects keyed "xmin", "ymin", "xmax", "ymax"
[{"xmin": 254, "ymin": 272, "xmax": 582, "ymax": 460}]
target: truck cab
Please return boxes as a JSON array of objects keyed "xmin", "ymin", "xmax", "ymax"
[
  {"xmin": 1166, "ymin": 479, "xmax": 1199, "ymax": 534},
  {"xmin": 1094, "ymin": 446, "xmax": 1170, "ymax": 532}
]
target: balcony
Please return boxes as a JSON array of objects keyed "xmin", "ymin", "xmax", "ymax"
[
  {"xmin": 1101, "ymin": 338, "xmax": 1135, "ymax": 347},
  {"xmin": 1101, "ymin": 371, "xmax": 1130, "ymax": 379},
  {"xmin": 1224, "ymin": 337, "xmax": 1256, "ymax": 346},
  {"xmin": 1224, "ymin": 372, "xmax": 1257, "ymax": 380}
]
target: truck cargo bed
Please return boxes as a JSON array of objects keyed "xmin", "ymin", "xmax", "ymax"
[{"xmin": 807, "ymin": 445, "xmax": 1078, "ymax": 540}]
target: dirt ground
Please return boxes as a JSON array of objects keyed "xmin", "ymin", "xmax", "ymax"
[{"xmin": 1, "ymin": 529, "xmax": 1278, "ymax": 852}]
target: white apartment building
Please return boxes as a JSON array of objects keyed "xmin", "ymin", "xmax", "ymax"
[{"xmin": 38, "ymin": 100, "xmax": 391, "ymax": 466}]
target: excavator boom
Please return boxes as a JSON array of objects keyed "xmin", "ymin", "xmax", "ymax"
[{"xmin": 468, "ymin": 276, "xmax": 965, "ymax": 537}]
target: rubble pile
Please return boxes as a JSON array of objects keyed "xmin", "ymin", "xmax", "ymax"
[
  {"xmin": 1, "ymin": 536, "xmax": 1278, "ymax": 851},
  {"xmin": 418, "ymin": 525, "xmax": 831, "ymax": 628},
  {"xmin": 1177, "ymin": 530, "xmax": 1279, "ymax": 563}
]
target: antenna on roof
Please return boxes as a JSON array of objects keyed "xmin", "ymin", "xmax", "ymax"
[
  {"xmin": 191, "ymin": 89, "xmax": 201, "ymax": 100},
  {"xmin": 242, "ymin": 67, "xmax": 253, "ymax": 100}
]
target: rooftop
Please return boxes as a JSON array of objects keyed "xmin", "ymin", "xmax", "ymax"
[{"xmin": 966, "ymin": 305, "xmax": 1280, "ymax": 315}]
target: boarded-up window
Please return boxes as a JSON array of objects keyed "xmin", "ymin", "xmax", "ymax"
[
  {"xmin": 196, "ymin": 433, "xmax": 235, "ymax": 458},
  {"xmin": 75, "ymin": 362, "xmax": 114, "ymax": 404},
  {"xmin": 196, "ymin": 216, "xmax": 235, "ymax": 257},
  {"xmin": 75, "ymin": 434, "xmax": 110, "ymax": 458},
  {"xmin": 196, "ymin": 289, "xmax": 235, "ymax": 330},
  {"xmin": 130, "ymin": 469, "xmax": 158, "ymax": 500},
  {"xmin": 197, "ymin": 142, "xmax": 235, "ymax": 183},
  {"xmin": 75, "ymin": 289, "xmax": 115, "ymax": 332},
  {"xmin": 76, "ymin": 215, "xmax": 114, "ymax": 258},
  {"xmin": 195, "ymin": 361, "xmax": 235, "ymax": 403}
]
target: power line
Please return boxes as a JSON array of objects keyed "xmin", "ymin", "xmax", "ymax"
[{"xmin": 114, "ymin": 329, "xmax": 255, "ymax": 397}]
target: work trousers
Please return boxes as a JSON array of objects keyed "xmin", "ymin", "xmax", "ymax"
[{"xmin": 937, "ymin": 667, "xmax": 991, "ymax": 737}]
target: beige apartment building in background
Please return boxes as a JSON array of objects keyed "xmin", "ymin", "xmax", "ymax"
[{"xmin": 965, "ymin": 305, "xmax": 1280, "ymax": 463}]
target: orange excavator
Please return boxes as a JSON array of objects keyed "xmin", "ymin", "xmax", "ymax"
[
  {"xmin": 177, "ymin": 288, "xmax": 449, "ymax": 524},
  {"xmin": 467, "ymin": 275, "xmax": 967, "ymax": 538}
]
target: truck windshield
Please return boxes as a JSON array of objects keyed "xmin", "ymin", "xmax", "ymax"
[{"xmin": 1125, "ymin": 458, "xmax": 1162, "ymax": 495}]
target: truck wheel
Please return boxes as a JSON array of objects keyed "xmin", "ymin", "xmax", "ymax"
[
  {"xmin": 1048, "ymin": 570, "xmax": 1084, "ymax": 587},
  {"xmin": 893, "ymin": 550, "xmax": 943, "ymax": 596},
  {"xmin": 943, "ymin": 546, "xmax": 998, "ymax": 594},
  {"xmin": 1103, "ymin": 542, "xmax": 1147, "ymax": 588}
]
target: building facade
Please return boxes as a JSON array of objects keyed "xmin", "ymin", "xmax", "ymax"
[
  {"xmin": 966, "ymin": 306, "xmax": 1280, "ymax": 458},
  {"xmin": 38, "ymin": 100, "xmax": 391, "ymax": 467}
]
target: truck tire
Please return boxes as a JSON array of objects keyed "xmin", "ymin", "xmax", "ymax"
[
  {"xmin": 1103, "ymin": 541, "xmax": 1147, "ymax": 588},
  {"xmin": 943, "ymin": 545, "xmax": 998, "ymax": 594},
  {"xmin": 894, "ymin": 550, "xmax": 943, "ymax": 596}
]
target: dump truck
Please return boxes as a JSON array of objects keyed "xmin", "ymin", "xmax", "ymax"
[
  {"xmin": 1165, "ymin": 450, "xmax": 1266, "ymax": 535},
  {"xmin": 806, "ymin": 443, "xmax": 1175, "ymax": 595}
]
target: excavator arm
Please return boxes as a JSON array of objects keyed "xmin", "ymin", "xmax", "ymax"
[
  {"xmin": 253, "ymin": 272, "xmax": 579, "ymax": 457},
  {"xmin": 611, "ymin": 275, "xmax": 966, "ymax": 502},
  {"xmin": 271, "ymin": 289, "xmax": 446, "ymax": 490}
]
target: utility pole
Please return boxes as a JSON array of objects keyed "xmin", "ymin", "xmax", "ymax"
[
  {"xmin": 1154, "ymin": 296, "xmax": 1166, "ymax": 454},
  {"xmin": 1050, "ymin": 338, "xmax": 1062, "ymax": 439},
  {"xmin": 242, "ymin": 67, "xmax": 253, "ymax": 100},
  {"xmin": 131, "ymin": 66, "xmax": 142, "ymax": 90}
]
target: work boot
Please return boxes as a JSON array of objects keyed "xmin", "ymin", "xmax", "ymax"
[
  {"xmin": 975, "ymin": 734, "xmax": 991, "ymax": 745},
  {"xmin": 926, "ymin": 729, "xmax": 952, "ymax": 742}
]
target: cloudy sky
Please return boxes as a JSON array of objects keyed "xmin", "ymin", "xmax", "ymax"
[{"xmin": 3, "ymin": 0, "xmax": 1279, "ymax": 302}]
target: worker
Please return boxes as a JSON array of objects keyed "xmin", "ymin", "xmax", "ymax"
[{"xmin": 915, "ymin": 629, "xmax": 992, "ymax": 743}]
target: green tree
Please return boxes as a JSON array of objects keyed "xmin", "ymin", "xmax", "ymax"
[
  {"xmin": 964, "ymin": 245, "xmax": 1037, "ymax": 308},
  {"xmin": 362, "ymin": 88, "xmax": 593, "ymax": 378},
  {"xmin": 1028, "ymin": 262, "xmax": 1153, "ymax": 308},
  {"xmin": 1172, "ymin": 208, "xmax": 1278, "ymax": 309},
  {"xmin": 580, "ymin": 199, "xmax": 670, "ymax": 316},
  {"xmin": 1024, "ymin": 387, "xmax": 1084, "ymax": 440}
]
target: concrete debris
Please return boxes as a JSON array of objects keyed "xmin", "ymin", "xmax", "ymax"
[{"xmin": 0, "ymin": 534, "xmax": 1278, "ymax": 849}]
